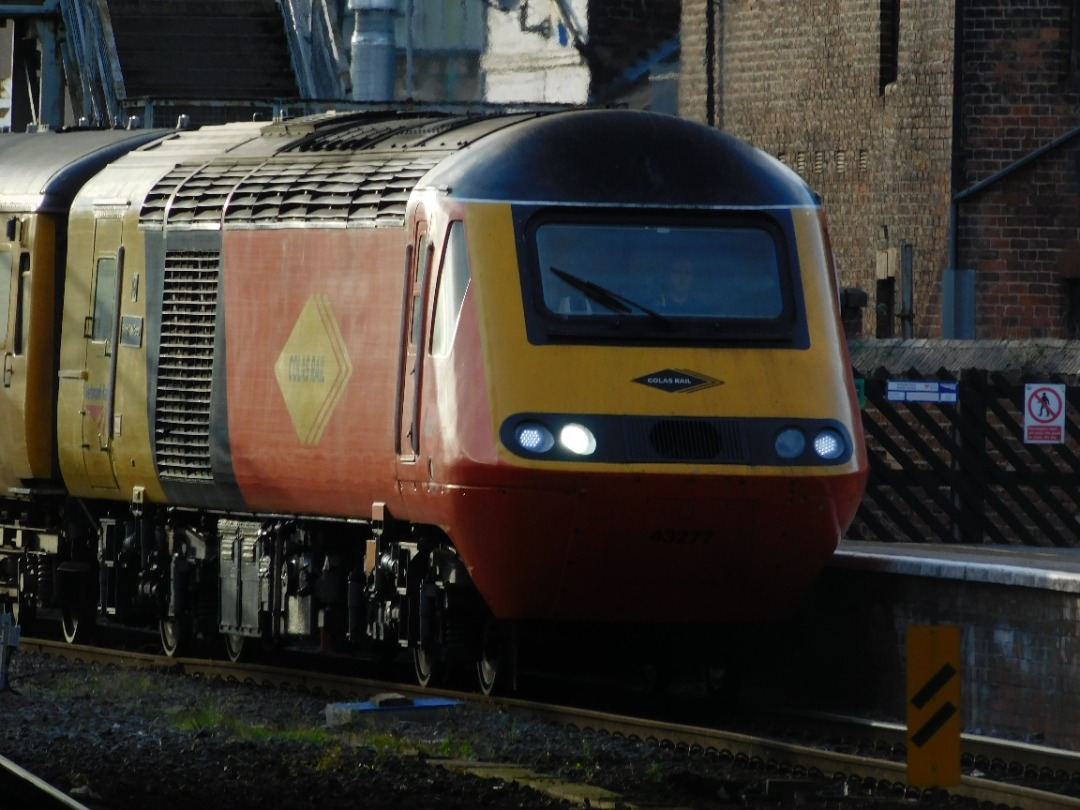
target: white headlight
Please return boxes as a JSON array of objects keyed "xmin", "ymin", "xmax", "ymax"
[
  {"xmin": 774, "ymin": 427, "xmax": 806, "ymax": 459},
  {"xmin": 813, "ymin": 428, "xmax": 845, "ymax": 460},
  {"xmin": 559, "ymin": 423, "xmax": 597, "ymax": 456},
  {"xmin": 514, "ymin": 422, "xmax": 554, "ymax": 453}
]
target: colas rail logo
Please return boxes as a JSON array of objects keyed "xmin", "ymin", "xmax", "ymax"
[
  {"xmin": 274, "ymin": 295, "xmax": 353, "ymax": 445},
  {"xmin": 632, "ymin": 368, "xmax": 723, "ymax": 394}
]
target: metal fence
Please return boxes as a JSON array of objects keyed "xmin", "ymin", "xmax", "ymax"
[{"xmin": 849, "ymin": 359, "xmax": 1080, "ymax": 547}]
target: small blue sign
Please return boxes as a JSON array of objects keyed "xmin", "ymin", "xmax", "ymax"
[{"xmin": 886, "ymin": 381, "xmax": 958, "ymax": 403}]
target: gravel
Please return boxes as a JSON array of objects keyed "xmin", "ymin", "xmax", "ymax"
[
  {"xmin": 0, "ymin": 648, "xmax": 752, "ymax": 809},
  {"xmin": 0, "ymin": 648, "xmax": 939, "ymax": 810}
]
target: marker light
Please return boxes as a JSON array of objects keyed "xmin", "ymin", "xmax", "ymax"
[
  {"xmin": 774, "ymin": 427, "xmax": 806, "ymax": 459},
  {"xmin": 813, "ymin": 428, "xmax": 845, "ymax": 460},
  {"xmin": 559, "ymin": 423, "xmax": 597, "ymax": 456},
  {"xmin": 514, "ymin": 421, "xmax": 554, "ymax": 453}
]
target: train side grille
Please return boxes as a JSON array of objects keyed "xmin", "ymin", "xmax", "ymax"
[
  {"xmin": 154, "ymin": 250, "xmax": 219, "ymax": 481},
  {"xmin": 625, "ymin": 418, "xmax": 748, "ymax": 463}
]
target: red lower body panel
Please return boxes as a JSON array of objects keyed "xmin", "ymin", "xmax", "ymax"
[{"xmin": 440, "ymin": 470, "xmax": 864, "ymax": 623}]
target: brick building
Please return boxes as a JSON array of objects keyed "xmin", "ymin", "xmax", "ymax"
[{"xmin": 679, "ymin": 1, "xmax": 1080, "ymax": 340}]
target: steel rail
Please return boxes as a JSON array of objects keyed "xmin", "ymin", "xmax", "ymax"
[
  {"xmin": 0, "ymin": 753, "xmax": 91, "ymax": 810},
  {"xmin": 502, "ymin": 699, "xmax": 1080, "ymax": 810},
  {"xmin": 18, "ymin": 636, "xmax": 1080, "ymax": 809}
]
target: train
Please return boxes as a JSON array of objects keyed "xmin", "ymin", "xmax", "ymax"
[{"xmin": 0, "ymin": 107, "xmax": 868, "ymax": 693}]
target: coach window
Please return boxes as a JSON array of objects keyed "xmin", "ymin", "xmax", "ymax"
[
  {"xmin": 430, "ymin": 222, "xmax": 471, "ymax": 356},
  {"xmin": 92, "ymin": 256, "xmax": 117, "ymax": 343}
]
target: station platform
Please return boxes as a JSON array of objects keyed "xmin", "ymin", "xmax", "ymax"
[
  {"xmin": 832, "ymin": 540, "xmax": 1080, "ymax": 593},
  {"xmin": 749, "ymin": 540, "xmax": 1080, "ymax": 750}
]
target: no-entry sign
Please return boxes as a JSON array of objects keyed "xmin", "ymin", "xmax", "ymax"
[{"xmin": 1024, "ymin": 383, "xmax": 1066, "ymax": 444}]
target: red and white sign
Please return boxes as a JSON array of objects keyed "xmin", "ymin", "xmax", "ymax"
[{"xmin": 1024, "ymin": 383, "xmax": 1066, "ymax": 444}]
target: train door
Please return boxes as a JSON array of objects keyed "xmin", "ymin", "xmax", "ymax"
[
  {"xmin": 397, "ymin": 220, "xmax": 433, "ymax": 473},
  {"xmin": 0, "ymin": 242, "xmax": 28, "ymax": 487},
  {"xmin": 78, "ymin": 216, "xmax": 124, "ymax": 492}
]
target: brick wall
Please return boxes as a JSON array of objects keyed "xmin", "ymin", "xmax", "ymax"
[
  {"xmin": 745, "ymin": 566, "xmax": 1080, "ymax": 750},
  {"xmin": 680, "ymin": 1, "xmax": 954, "ymax": 339},
  {"xmin": 956, "ymin": 1, "xmax": 1080, "ymax": 338},
  {"xmin": 680, "ymin": 1, "xmax": 1080, "ymax": 340}
]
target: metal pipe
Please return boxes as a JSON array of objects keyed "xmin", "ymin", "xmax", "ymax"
[
  {"xmin": 900, "ymin": 243, "xmax": 914, "ymax": 340},
  {"xmin": 350, "ymin": 0, "xmax": 396, "ymax": 102}
]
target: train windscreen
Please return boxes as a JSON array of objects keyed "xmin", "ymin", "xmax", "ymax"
[{"xmin": 522, "ymin": 211, "xmax": 805, "ymax": 346}]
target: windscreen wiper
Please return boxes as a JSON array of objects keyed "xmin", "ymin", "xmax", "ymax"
[{"xmin": 550, "ymin": 267, "xmax": 672, "ymax": 328}]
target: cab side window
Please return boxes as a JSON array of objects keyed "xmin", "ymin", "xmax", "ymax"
[
  {"xmin": 430, "ymin": 222, "xmax": 472, "ymax": 357},
  {"xmin": 92, "ymin": 256, "xmax": 117, "ymax": 343}
]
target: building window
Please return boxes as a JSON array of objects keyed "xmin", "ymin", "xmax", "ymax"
[
  {"xmin": 876, "ymin": 277, "xmax": 895, "ymax": 338},
  {"xmin": 880, "ymin": 0, "xmax": 900, "ymax": 93}
]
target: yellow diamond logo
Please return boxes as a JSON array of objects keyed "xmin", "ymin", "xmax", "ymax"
[{"xmin": 275, "ymin": 295, "xmax": 353, "ymax": 445}]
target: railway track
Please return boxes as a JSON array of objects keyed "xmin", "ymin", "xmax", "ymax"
[
  {"xmin": 11, "ymin": 635, "xmax": 1080, "ymax": 809},
  {"xmin": 0, "ymin": 752, "xmax": 91, "ymax": 810}
]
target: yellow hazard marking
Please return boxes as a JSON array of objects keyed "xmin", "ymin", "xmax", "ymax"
[
  {"xmin": 906, "ymin": 625, "xmax": 961, "ymax": 787},
  {"xmin": 274, "ymin": 295, "xmax": 353, "ymax": 445}
]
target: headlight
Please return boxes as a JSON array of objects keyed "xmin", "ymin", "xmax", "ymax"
[
  {"xmin": 514, "ymin": 421, "xmax": 554, "ymax": 453},
  {"xmin": 813, "ymin": 428, "xmax": 845, "ymax": 460},
  {"xmin": 559, "ymin": 423, "xmax": 597, "ymax": 456},
  {"xmin": 774, "ymin": 427, "xmax": 806, "ymax": 459}
]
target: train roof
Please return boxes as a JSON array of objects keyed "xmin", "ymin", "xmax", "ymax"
[
  {"xmin": 425, "ymin": 109, "xmax": 818, "ymax": 209},
  {"xmin": 132, "ymin": 108, "xmax": 817, "ymax": 230},
  {"xmin": 0, "ymin": 129, "xmax": 168, "ymax": 213}
]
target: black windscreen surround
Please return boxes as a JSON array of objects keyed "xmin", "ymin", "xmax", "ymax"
[{"xmin": 516, "ymin": 207, "xmax": 810, "ymax": 348}]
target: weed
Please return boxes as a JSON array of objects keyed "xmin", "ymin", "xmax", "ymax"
[
  {"xmin": 165, "ymin": 703, "xmax": 330, "ymax": 745},
  {"xmin": 37, "ymin": 668, "xmax": 158, "ymax": 702},
  {"xmin": 315, "ymin": 744, "xmax": 345, "ymax": 772},
  {"xmin": 645, "ymin": 761, "xmax": 666, "ymax": 784},
  {"xmin": 436, "ymin": 738, "xmax": 475, "ymax": 759}
]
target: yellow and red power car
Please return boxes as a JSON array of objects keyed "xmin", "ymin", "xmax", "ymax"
[{"xmin": 0, "ymin": 108, "xmax": 867, "ymax": 692}]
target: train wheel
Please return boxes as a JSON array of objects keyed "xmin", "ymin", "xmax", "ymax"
[
  {"xmin": 223, "ymin": 633, "xmax": 250, "ymax": 663},
  {"xmin": 60, "ymin": 606, "xmax": 94, "ymax": 644},
  {"xmin": 15, "ymin": 559, "xmax": 38, "ymax": 632},
  {"xmin": 476, "ymin": 621, "xmax": 512, "ymax": 696},
  {"xmin": 476, "ymin": 651, "xmax": 500, "ymax": 696},
  {"xmin": 159, "ymin": 616, "xmax": 189, "ymax": 658},
  {"xmin": 413, "ymin": 647, "xmax": 445, "ymax": 688}
]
